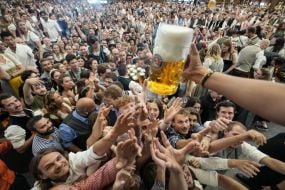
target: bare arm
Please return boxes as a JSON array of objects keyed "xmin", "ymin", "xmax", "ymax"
[
  {"xmin": 168, "ymin": 168, "xmax": 188, "ymax": 190},
  {"xmin": 183, "ymin": 43, "xmax": 285, "ymax": 126},
  {"xmin": 261, "ymin": 156, "xmax": 285, "ymax": 175},
  {"xmin": 23, "ymin": 79, "xmax": 35, "ymax": 106},
  {"xmin": 0, "ymin": 67, "xmax": 11, "ymax": 80}
]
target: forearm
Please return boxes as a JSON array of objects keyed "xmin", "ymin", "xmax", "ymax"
[
  {"xmin": 151, "ymin": 166, "xmax": 166, "ymax": 190},
  {"xmin": 92, "ymin": 132, "xmax": 117, "ymax": 156},
  {"xmin": 23, "ymin": 83, "xmax": 34, "ymax": 105},
  {"xmin": 86, "ymin": 120, "xmax": 103, "ymax": 147},
  {"xmin": 0, "ymin": 69, "xmax": 11, "ymax": 80},
  {"xmin": 261, "ymin": 157, "xmax": 285, "ymax": 175},
  {"xmin": 74, "ymin": 158, "xmax": 118, "ymax": 190},
  {"xmin": 169, "ymin": 168, "xmax": 188, "ymax": 190},
  {"xmin": 218, "ymin": 174, "xmax": 247, "ymax": 190},
  {"xmin": 176, "ymin": 139, "xmax": 192, "ymax": 149},
  {"xmin": 16, "ymin": 134, "xmax": 34, "ymax": 153},
  {"xmin": 208, "ymin": 133, "xmax": 247, "ymax": 153},
  {"xmin": 204, "ymin": 72, "xmax": 285, "ymax": 125}
]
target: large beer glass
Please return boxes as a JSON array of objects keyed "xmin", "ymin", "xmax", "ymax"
[{"xmin": 148, "ymin": 23, "xmax": 193, "ymax": 95}]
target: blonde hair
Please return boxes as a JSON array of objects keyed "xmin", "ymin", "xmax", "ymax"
[
  {"xmin": 115, "ymin": 95, "xmax": 134, "ymax": 109},
  {"xmin": 206, "ymin": 43, "xmax": 222, "ymax": 62}
]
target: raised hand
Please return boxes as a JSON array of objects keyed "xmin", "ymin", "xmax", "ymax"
[
  {"xmin": 232, "ymin": 159, "xmax": 261, "ymax": 177},
  {"xmin": 112, "ymin": 111, "xmax": 136, "ymax": 136},
  {"xmin": 115, "ymin": 131, "xmax": 140, "ymax": 169},
  {"xmin": 246, "ymin": 130, "xmax": 267, "ymax": 146},
  {"xmin": 182, "ymin": 43, "xmax": 208, "ymax": 83},
  {"xmin": 163, "ymin": 97, "xmax": 183, "ymax": 124},
  {"xmin": 209, "ymin": 118, "xmax": 231, "ymax": 132}
]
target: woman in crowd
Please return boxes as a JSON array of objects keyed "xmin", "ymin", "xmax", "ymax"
[
  {"xmin": 58, "ymin": 74, "xmax": 76, "ymax": 106},
  {"xmin": 44, "ymin": 91, "xmax": 73, "ymax": 126},
  {"xmin": 52, "ymin": 44, "xmax": 65, "ymax": 63},
  {"xmin": 221, "ymin": 39, "xmax": 238, "ymax": 74}
]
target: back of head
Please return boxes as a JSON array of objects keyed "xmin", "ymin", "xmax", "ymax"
[
  {"xmin": 65, "ymin": 54, "xmax": 77, "ymax": 64},
  {"xmin": 0, "ymin": 31, "xmax": 13, "ymax": 40},
  {"xmin": 104, "ymin": 84, "xmax": 123, "ymax": 99},
  {"xmin": 117, "ymin": 64, "xmax": 128, "ymax": 76}
]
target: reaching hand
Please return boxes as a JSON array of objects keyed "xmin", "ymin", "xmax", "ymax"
[
  {"xmin": 26, "ymin": 78, "xmax": 43, "ymax": 86},
  {"xmin": 163, "ymin": 97, "xmax": 183, "ymax": 124},
  {"xmin": 209, "ymin": 118, "xmax": 231, "ymax": 132},
  {"xmin": 187, "ymin": 159, "xmax": 201, "ymax": 168},
  {"xmin": 246, "ymin": 130, "xmax": 267, "ymax": 145},
  {"xmin": 115, "ymin": 130, "xmax": 140, "ymax": 169},
  {"xmin": 112, "ymin": 165, "xmax": 135, "ymax": 190},
  {"xmin": 142, "ymin": 119, "xmax": 159, "ymax": 143},
  {"xmin": 182, "ymin": 43, "xmax": 208, "ymax": 83},
  {"xmin": 235, "ymin": 160, "xmax": 261, "ymax": 177},
  {"xmin": 112, "ymin": 111, "xmax": 136, "ymax": 137}
]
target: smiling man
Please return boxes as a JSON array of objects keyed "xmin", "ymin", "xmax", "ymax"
[
  {"xmin": 27, "ymin": 115, "xmax": 64, "ymax": 156},
  {"xmin": 0, "ymin": 93, "xmax": 35, "ymax": 173}
]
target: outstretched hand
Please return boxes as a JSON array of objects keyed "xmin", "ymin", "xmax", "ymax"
[
  {"xmin": 163, "ymin": 97, "xmax": 183, "ymax": 124},
  {"xmin": 182, "ymin": 43, "xmax": 208, "ymax": 83}
]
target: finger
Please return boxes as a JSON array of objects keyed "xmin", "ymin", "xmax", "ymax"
[
  {"xmin": 249, "ymin": 161, "xmax": 262, "ymax": 168},
  {"xmin": 160, "ymin": 131, "xmax": 171, "ymax": 148},
  {"xmin": 154, "ymin": 138, "xmax": 166, "ymax": 153}
]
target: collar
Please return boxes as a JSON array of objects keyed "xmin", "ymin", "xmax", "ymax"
[{"xmin": 72, "ymin": 110, "xmax": 89, "ymax": 123}]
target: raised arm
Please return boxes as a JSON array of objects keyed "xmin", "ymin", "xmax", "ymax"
[{"xmin": 183, "ymin": 43, "xmax": 285, "ymax": 126}]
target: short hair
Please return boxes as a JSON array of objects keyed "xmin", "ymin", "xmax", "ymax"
[
  {"xmin": 115, "ymin": 96, "xmax": 134, "ymax": 109},
  {"xmin": 40, "ymin": 58, "xmax": 50, "ymax": 65},
  {"xmin": 80, "ymin": 70, "xmax": 91, "ymax": 79},
  {"xmin": 0, "ymin": 93, "xmax": 12, "ymax": 108},
  {"xmin": 104, "ymin": 72, "xmax": 117, "ymax": 81},
  {"xmin": 117, "ymin": 64, "xmax": 127, "ymax": 76},
  {"xmin": 21, "ymin": 70, "xmax": 35, "ymax": 81},
  {"xmin": 174, "ymin": 109, "xmax": 189, "ymax": 121},
  {"xmin": 185, "ymin": 107, "xmax": 202, "ymax": 124},
  {"xmin": 27, "ymin": 115, "xmax": 43, "ymax": 131},
  {"xmin": 104, "ymin": 85, "xmax": 123, "ymax": 99},
  {"xmin": 97, "ymin": 64, "xmax": 107, "ymax": 76},
  {"xmin": 247, "ymin": 27, "xmax": 256, "ymax": 34},
  {"xmin": 65, "ymin": 54, "xmax": 77, "ymax": 63},
  {"xmin": 227, "ymin": 121, "xmax": 247, "ymax": 132},
  {"xmin": 216, "ymin": 101, "xmax": 236, "ymax": 112},
  {"xmin": 42, "ymin": 52, "xmax": 53, "ymax": 59},
  {"xmin": 0, "ymin": 31, "xmax": 13, "ymax": 40}
]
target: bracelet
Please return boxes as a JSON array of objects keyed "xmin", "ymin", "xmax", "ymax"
[{"xmin": 200, "ymin": 70, "xmax": 215, "ymax": 87}]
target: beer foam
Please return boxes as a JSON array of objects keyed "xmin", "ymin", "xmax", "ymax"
[{"xmin": 154, "ymin": 23, "xmax": 193, "ymax": 61}]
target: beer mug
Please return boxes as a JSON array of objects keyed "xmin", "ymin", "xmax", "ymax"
[{"xmin": 148, "ymin": 23, "xmax": 193, "ymax": 95}]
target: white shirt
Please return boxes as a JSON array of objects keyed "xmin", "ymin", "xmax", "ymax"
[
  {"xmin": 4, "ymin": 125, "xmax": 26, "ymax": 149},
  {"xmin": 41, "ymin": 18, "xmax": 61, "ymax": 42},
  {"xmin": 66, "ymin": 146, "xmax": 105, "ymax": 183},
  {"xmin": 5, "ymin": 43, "xmax": 36, "ymax": 68},
  {"xmin": 253, "ymin": 50, "xmax": 266, "ymax": 69}
]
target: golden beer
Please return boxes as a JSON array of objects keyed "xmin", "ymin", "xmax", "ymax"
[{"xmin": 148, "ymin": 24, "xmax": 193, "ymax": 95}]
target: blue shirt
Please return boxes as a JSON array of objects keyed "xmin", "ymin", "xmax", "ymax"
[
  {"xmin": 59, "ymin": 110, "xmax": 89, "ymax": 148},
  {"xmin": 32, "ymin": 128, "xmax": 63, "ymax": 156},
  {"xmin": 165, "ymin": 127, "xmax": 185, "ymax": 148}
]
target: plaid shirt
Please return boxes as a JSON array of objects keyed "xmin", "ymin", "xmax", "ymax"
[
  {"xmin": 73, "ymin": 158, "xmax": 118, "ymax": 190},
  {"xmin": 165, "ymin": 127, "xmax": 186, "ymax": 148}
]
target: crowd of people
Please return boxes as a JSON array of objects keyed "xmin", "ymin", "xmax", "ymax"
[{"xmin": 0, "ymin": 0, "xmax": 285, "ymax": 190}]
